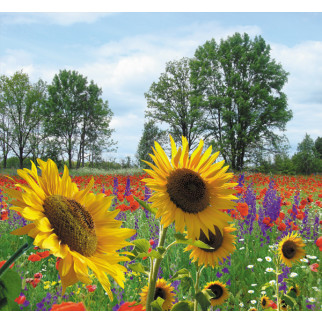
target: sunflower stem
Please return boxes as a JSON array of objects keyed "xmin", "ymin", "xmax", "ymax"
[
  {"xmin": 0, "ymin": 238, "xmax": 34, "ymax": 279},
  {"xmin": 145, "ymin": 225, "xmax": 168, "ymax": 311},
  {"xmin": 193, "ymin": 263, "xmax": 203, "ymax": 311}
]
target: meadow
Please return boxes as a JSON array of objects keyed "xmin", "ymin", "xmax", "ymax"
[{"xmin": 0, "ymin": 168, "xmax": 321, "ymax": 311}]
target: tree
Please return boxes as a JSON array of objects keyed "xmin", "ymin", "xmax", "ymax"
[
  {"xmin": 292, "ymin": 133, "xmax": 321, "ymax": 174},
  {"xmin": 0, "ymin": 71, "xmax": 47, "ymax": 168},
  {"xmin": 190, "ymin": 33, "xmax": 292, "ymax": 171},
  {"xmin": 145, "ymin": 57, "xmax": 203, "ymax": 149},
  {"xmin": 46, "ymin": 70, "xmax": 116, "ymax": 169},
  {"xmin": 136, "ymin": 120, "xmax": 168, "ymax": 168},
  {"xmin": 315, "ymin": 136, "xmax": 322, "ymax": 158}
]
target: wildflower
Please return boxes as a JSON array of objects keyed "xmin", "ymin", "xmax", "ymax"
[
  {"xmin": 278, "ymin": 232, "xmax": 306, "ymax": 267},
  {"xmin": 14, "ymin": 294, "xmax": 26, "ymax": 305},
  {"xmin": 203, "ymin": 281, "xmax": 229, "ymax": 307},
  {"xmin": 251, "ymin": 284, "xmax": 257, "ymax": 287},
  {"xmin": 7, "ymin": 159, "xmax": 135, "ymax": 299},
  {"xmin": 118, "ymin": 301, "xmax": 145, "ymax": 311},
  {"xmin": 247, "ymin": 265, "xmax": 254, "ymax": 269},
  {"xmin": 310, "ymin": 263, "xmax": 319, "ymax": 272},
  {"xmin": 0, "ymin": 260, "xmax": 14, "ymax": 269},
  {"xmin": 268, "ymin": 280, "xmax": 276, "ymax": 286},
  {"xmin": 265, "ymin": 268, "xmax": 274, "ymax": 273},
  {"xmin": 28, "ymin": 254, "xmax": 41, "ymax": 262},
  {"xmin": 37, "ymin": 251, "xmax": 50, "ymax": 258},
  {"xmin": 269, "ymin": 300, "xmax": 277, "ymax": 309},
  {"xmin": 140, "ymin": 278, "xmax": 175, "ymax": 311},
  {"xmin": 149, "ymin": 239, "xmax": 155, "ymax": 246},
  {"xmin": 308, "ymin": 298, "xmax": 315, "ymax": 303},
  {"xmin": 142, "ymin": 135, "xmax": 237, "ymax": 240},
  {"xmin": 50, "ymin": 302, "xmax": 86, "ymax": 311},
  {"xmin": 239, "ymin": 302, "xmax": 244, "ymax": 308},
  {"xmin": 257, "ymin": 258, "xmax": 263, "ymax": 262},
  {"xmin": 86, "ymin": 285, "xmax": 97, "ymax": 292},
  {"xmin": 290, "ymin": 272, "xmax": 298, "ymax": 278},
  {"xmin": 248, "ymin": 290, "xmax": 254, "ymax": 294},
  {"xmin": 250, "ymin": 300, "xmax": 257, "ymax": 305},
  {"xmin": 265, "ymin": 256, "xmax": 272, "ymax": 262}
]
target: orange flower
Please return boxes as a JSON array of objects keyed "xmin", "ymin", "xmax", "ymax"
[
  {"xmin": 310, "ymin": 263, "xmax": 319, "ymax": 272},
  {"xmin": 118, "ymin": 301, "xmax": 145, "ymax": 311},
  {"xmin": 316, "ymin": 236, "xmax": 322, "ymax": 251},
  {"xmin": 37, "ymin": 251, "xmax": 50, "ymax": 258},
  {"xmin": 237, "ymin": 203, "xmax": 249, "ymax": 217},
  {"xmin": 50, "ymin": 302, "xmax": 86, "ymax": 311},
  {"xmin": 0, "ymin": 260, "xmax": 14, "ymax": 269},
  {"xmin": 278, "ymin": 222, "xmax": 286, "ymax": 231},
  {"xmin": 28, "ymin": 254, "xmax": 41, "ymax": 262},
  {"xmin": 86, "ymin": 284, "xmax": 97, "ymax": 292}
]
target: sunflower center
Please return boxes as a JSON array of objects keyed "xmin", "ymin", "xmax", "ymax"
[
  {"xmin": 198, "ymin": 226, "xmax": 223, "ymax": 253},
  {"xmin": 43, "ymin": 195, "xmax": 97, "ymax": 257},
  {"xmin": 262, "ymin": 298, "xmax": 266, "ymax": 306},
  {"xmin": 166, "ymin": 168, "xmax": 209, "ymax": 214},
  {"xmin": 282, "ymin": 240, "xmax": 296, "ymax": 259},
  {"xmin": 154, "ymin": 287, "xmax": 166, "ymax": 301},
  {"xmin": 208, "ymin": 284, "xmax": 223, "ymax": 300}
]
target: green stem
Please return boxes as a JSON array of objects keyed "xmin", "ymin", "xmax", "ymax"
[
  {"xmin": 0, "ymin": 239, "xmax": 34, "ymax": 278},
  {"xmin": 275, "ymin": 257, "xmax": 280, "ymax": 311},
  {"xmin": 193, "ymin": 264, "xmax": 203, "ymax": 311},
  {"xmin": 145, "ymin": 225, "xmax": 168, "ymax": 311}
]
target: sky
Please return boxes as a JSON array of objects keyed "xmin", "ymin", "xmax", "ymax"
[{"xmin": 1, "ymin": 4, "xmax": 322, "ymax": 162}]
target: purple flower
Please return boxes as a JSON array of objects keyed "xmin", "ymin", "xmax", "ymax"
[{"xmin": 216, "ymin": 272, "xmax": 223, "ymax": 278}]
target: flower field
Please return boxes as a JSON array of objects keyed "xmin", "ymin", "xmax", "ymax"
[{"xmin": 0, "ymin": 165, "xmax": 322, "ymax": 311}]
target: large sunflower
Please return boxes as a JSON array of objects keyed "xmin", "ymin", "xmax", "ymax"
[
  {"xmin": 6, "ymin": 159, "xmax": 135, "ymax": 299},
  {"xmin": 278, "ymin": 232, "xmax": 305, "ymax": 267},
  {"xmin": 184, "ymin": 225, "xmax": 236, "ymax": 268},
  {"xmin": 140, "ymin": 278, "xmax": 176, "ymax": 311},
  {"xmin": 143, "ymin": 136, "xmax": 237, "ymax": 240},
  {"xmin": 203, "ymin": 281, "xmax": 229, "ymax": 307}
]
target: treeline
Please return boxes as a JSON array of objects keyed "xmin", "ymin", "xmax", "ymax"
[
  {"xmin": 136, "ymin": 32, "xmax": 294, "ymax": 172},
  {"xmin": 0, "ymin": 70, "xmax": 116, "ymax": 169}
]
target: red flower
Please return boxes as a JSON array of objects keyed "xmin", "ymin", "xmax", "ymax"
[
  {"xmin": 0, "ymin": 260, "xmax": 14, "ymax": 269},
  {"xmin": 118, "ymin": 301, "xmax": 145, "ymax": 311},
  {"xmin": 31, "ymin": 278, "xmax": 41, "ymax": 288},
  {"xmin": 310, "ymin": 263, "xmax": 319, "ymax": 272},
  {"xmin": 149, "ymin": 239, "xmax": 155, "ymax": 246},
  {"xmin": 315, "ymin": 236, "xmax": 322, "ymax": 251},
  {"xmin": 86, "ymin": 284, "xmax": 97, "ymax": 292},
  {"xmin": 277, "ymin": 222, "xmax": 286, "ymax": 231},
  {"xmin": 37, "ymin": 251, "xmax": 50, "ymax": 258},
  {"xmin": 50, "ymin": 302, "xmax": 86, "ymax": 311},
  {"xmin": 28, "ymin": 254, "xmax": 41, "ymax": 262},
  {"xmin": 34, "ymin": 272, "xmax": 43, "ymax": 279},
  {"xmin": 237, "ymin": 202, "xmax": 249, "ymax": 217},
  {"xmin": 14, "ymin": 295, "xmax": 26, "ymax": 305},
  {"xmin": 268, "ymin": 300, "xmax": 277, "ymax": 310}
]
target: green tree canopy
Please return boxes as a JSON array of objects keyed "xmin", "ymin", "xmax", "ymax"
[
  {"xmin": 145, "ymin": 57, "xmax": 203, "ymax": 149},
  {"xmin": 190, "ymin": 32, "xmax": 292, "ymax": 171}
]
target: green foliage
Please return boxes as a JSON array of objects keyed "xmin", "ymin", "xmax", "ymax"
[
  {"xmin": 190, "ymin": 32, "xmax": 292, "ymax": 171},
  {"xmin": 0, "ymin": 269, "xmax": 21, "ymax": 311}
]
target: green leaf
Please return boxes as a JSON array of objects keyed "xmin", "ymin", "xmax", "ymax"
[
  {"xmin": 181, "ymin": 277, "xmax": 192, "ymax": 294},
  {"xmin": 174, "ymin": 233, "xmax": 213, "ymax": 250},
  {"xmin": 169, "ymin": 268, "xmax": 191, "ymax": 281},
  {"xmin": 132, "ymin": 239, "xmax": 150, "ymax": 254},
  {"xmin": 128, "ymin": 263, "xmax": 149, "ymax": 275},
  {"xmin": 282, "ymin": 294, "xmax": 297, "ymax": 309},
  {"xmin": 171, "ymin": 301, "xmax": 192, "ymax": 311},
  {"xmin": 156, "ymin": 246, "xmax": 166, "ymax": 256},
  {"xmin": 137, "ymin": 250, "xmax": 162, "ymax": 260},
  {"xmin": 133, "ymin": 196, "xmax": 157, "ymax": 215},
  {"xmin": 0, "ymin": 269, "xmax": 22, "ymax": 311},
  {"xmin": 195, "ymin": 289, "xmax": 215, "ymax": 311},
  {"xmin": 151, "ymin": 297, "xmax": 164, "ymax": 311}
]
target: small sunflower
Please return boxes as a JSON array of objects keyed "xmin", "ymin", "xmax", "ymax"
[
  {"xmin": 185, "ymin": 225, "xmax": 236, "ymax": 268},
  {"xmin": 7, "ymin": 159, "xmax": 136, "ymax": 299},
  {"xmin": 203, "ymin": 281, "xmax": 229, "ymax": 307},
  {"xmin": 280, "ymin": 300, "xmax": 288, "ymax": 311},
  {"xmin": 143, "ymin": 135, "xmax": 237, "ymax": 240},
  {"xmin": 260, "ymin": 295, "xmax": 270, "ymax": 309},
  {"xmin": 140, "ymin": 278, "xmax": 176, "ymax": 311},
  {"xmin": 288, "ymin": 284, "xmax": 300, "ymax": 297},
  {"xmin": 278, "ymin": 232, "xmax": 305, "ymax": 267}
]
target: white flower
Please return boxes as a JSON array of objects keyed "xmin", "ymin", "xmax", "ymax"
[
  {"xmin": 257, "ymin": 258, "xmax": 263, "ymax": 262},
  {"xmin": 308, "ymin": 297, "xmax": 316, "ymax": 303},
  {"xmin": 251, "ymin": 284, "xmax": 257, "ymax": 287},
  {"xmin": 265, "ymin": 256, "xmax": 272, "ymax": 262},
  {"xmin": 290, "ymin": 272, "xmax": 298, "ymax": 278},
  {"xmin": 269, "ymin": 280, "xmax": 276, "ymax": 286},
  {"xmin": 239, "ymin": 303, "xmax": 244, "ymax": 307},
  {"xmin": 248, "ymin": 290, "xmax": 254, "ymax": 294},
  {"xmin": 312, "ymin": 287, "xmax": 319, "ymax": 292},
  {"xmin": 266, "ymin": 268, "xmax": 274, "ymax": 272},
  {"xmin": 239, "ymin": 247, "xmax": 245, "ymax": 250},
  {"xmin": 300, "ymin": 258, "xmax": 309, "ymax": 262},
  {"xmin": 301, "ymin": 266, "xmax": 307, "ymax": 269},
  {"xmin": 239, "ymin": 239, "xmax": 244, "ymax": 242},
  {"xmin": 261, "ymin": 291, "xmax": 266, "ymax": 295},
  {"xmin": 250, "ymin": 300, "xmax": 257, "ymax": 304},
  {"xmin": 307, "ymin": 255, "xmax": 317, "ymax": 260},
  {"xmin": 247, "ymin": 265, "xmax": 254, "ymax": 269}
]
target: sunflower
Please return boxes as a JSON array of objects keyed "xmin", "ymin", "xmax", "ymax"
[
  {"xmin": 7, "ymin": 159, "xmax": 135, "ymax": 299},
  {"xmin": 143, "ymin": 135, "xmax": 237, "ymax": 240},
  {"xmin": 260, "ymin": 295, "xmax": 270, "ymax": 309},
  {"xmin": 140, "ymin": 278, "xmax": 176, "ymax": 311},
  {"xmin": 203, "ymin": 281, "xmax": 229, "ymax": 307},
  {"xmin": 288, "ymin": 284, "xmax": 300, "ymax": 297},
  {"xmin": 278, "ymin": 232, "xmax": 305, "ymax": 267},
  {"xmin": 280, "ymin": 300, "xmax": 288, "ymax": 311},
  {"xmin": 184, "ymin": 225, "xmax": 236, "ymax": 268}
]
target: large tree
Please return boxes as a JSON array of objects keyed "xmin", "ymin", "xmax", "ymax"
[
  {"xmin": 0, "ymin": 71, "xmax": 47, "ymax": 168},
  {"xmin": 190, "ymin": 33, "xmax": 292, "ymax": 171},
  {"xmin": 46, "ymin": 70, "xmax": 116, "ymax": 169},
  {"xmin": 145, "ymin": 57, "xmax": 203, "ymax": 149}
]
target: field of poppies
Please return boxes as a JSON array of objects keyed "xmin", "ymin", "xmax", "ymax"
[{"xmin": 0, "ymin": 169, "xmax": 321, "ymax": 311}]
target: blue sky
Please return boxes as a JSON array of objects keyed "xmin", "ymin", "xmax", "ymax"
[{"xmin": 1, "ymin": 9, "xmax": 322, "ymax": 162}]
